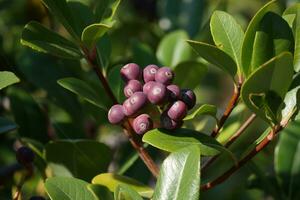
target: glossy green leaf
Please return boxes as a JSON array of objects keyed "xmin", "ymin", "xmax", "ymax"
[
  {"xmin": 184, "ymin": 104, "xmax": 217, "ymax": 121},
  {"xmin": 241, "ymin": 0, "xmax": 281, "ymax": 77},
  {"xmin": 284, "ymin": 3, "xmax": 300, "ymax": 72},
  {"xmin": 282, "ymin": 86, "xmax": 300, "ymax": 121},
  {"xmin": 45, "ymin": 140, "xmax": 112, "ymax": 181},
  {"xmin": 87, "ymin": 184, "xmax": 114, "ymax": 200},
  {"xmin": 241, "ymin": 52, "xmax": 294, "ymax": 124},
  {"xmin": 58, "ymin": 77, "xmax": 107, "ymax": 110},
  {"xmin": 0, "ymin": 117, "xmax": 17, "ymax": 134},
  {"xmin": 21, "ymin": 21, "xmax": 82, "ymax": 59},
  {"xmin": 187, "ymin": 40, "xmax": 237, "ymax": 79},
  {"xmin": 114, "ymin": 184, "xmax": 143, "ymax": 200},
  {"xmin": 157, "ymin": 30, "xmax": 192, "ymax": 67},
  {"xmin": 275, "ymin": 120, "xmax": 300, "ymax": 199},
  {"xmin": 143, "ymin": 128, "xmax": 224, "ymax": 156},
  {"xmin": 95, "ymin": 0, "xmax": 121, "ymax": 23},
  {"xmin": 153, "ymin": 146, "xmax": 200, "ymax": 200},
  {"xmin": 210, "ymin": 11, "xmax": 244, "ymax": 74},
  {"xmin": 0, "ymin": 71, "xmax": 20, "ymax": 90},
  {"xmin": 92, "ymin": 173, "xmax": 153, "ymax": 198},
  {"xmin": 108, "ymin": 66, "xmax": 124, "ymax": 102},
  {"xmin": 96, "ymin": 34, "xmax": 111, "ymax": 71},
  {"xmin": 81, "ymin": 23, "xmax": 111, "ymax": 48},
  {"xmin": 131, "ymin": 40, "xmax": 158, "ymax": 67},
  {"xmin": 45, "ymin": 177, "xmax": 95, "ymax": 200},
  {"xmin": 250, "ymin": 12, "xmax": 294, "ymax": 73}
]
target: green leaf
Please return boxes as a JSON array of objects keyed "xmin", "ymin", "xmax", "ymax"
[
  {"xmin": 282, "ymin": 86, "xmax": 300, "ymax": 121},
  {"xmin": 95, "ymin": 0, "xmax": 122, "ymax": 23},
  {"xmin": 114, "ymin": 184, "xmax": 143, "ymax": 200},
  {"xmin": 187, "ymin": 40, "xmax": 237, "ymax": 79},
  {"xmin": 58, "ymin": 77, "xmax": 107, "ymax": 110},
  {"xmin": 96, "ymin": 34, "xmax": 111, "ymax": 72},
  {"xmin": 284, "ymin": 4, "xmax": 300, "ymax": 72},
  {"xmin": 174, "ymin": 61, "xmax": 208, "ymax": 89},
  {"xmin": 81, "ymin": 23, "xmax": 111, "ymax": 48},
  {"xmin": 241, "ymin": 52, "xmax": 294, "ymax": 124},
  {"xmin": 45, "ymin": 177, "xmax": 95, "ymax": 200},
  {"xmin": 275, "ymin": 120, "xmax": 300, "ymax": 199},
  {"xmin": 156, "ymin": 30, "xmax": 192, "ymax": 67},
  {"xmin": 153, "ymin": 146, "xmax": 200, "ymax": 200},
  {"xmin": 131, "ymin": 40, "xmax": 158, "ymax": 67},
  {"xmin": 0, "ymin": 117, "xmax": 17, "ymax": 134},
  {"xmin": 107, "ymin": 66, "xmax": 124, "ymax": 102},
  {"xmin": 0, "ymin": 71, "xmax": 19, "ymax": 90},
  {"xmin": 21, "ymin": 21, "xmax": 82, "ymax": 59},
  {"xmin": 184, "ymin": 104, "xmax": 217, "ymax": 121},
  {"xmin": 92, "ymin": 173, "xmax": 153, "ymax": 198},
  {"xmin": 45, "ymin": 140, "xmax": 112, "ymax": 181},
  {"xmin": 250, "ymin": 12, "xmax": 294, "ymax": 73},
  {"xmin": 241, "ymin": 0, "xmax": 281, "ymax": 77},
  {"xmin": 143, "ymin": 128, "xmax": 224, "ymax": 156},
  {"xmin": 210, "ymin": 11, "xmax": 244, "ymax": 75},
  {"xmin": 87, "ymin": 184, "xmax": 114, "ymax": 200}
]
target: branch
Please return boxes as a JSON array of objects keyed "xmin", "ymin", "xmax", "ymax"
[
  {"xmin": 211, "ymin": 82, "xmax": 242, "ymax": 137},
  {"xmin": 82, "ymin": 47, "xmax": 159, "ymax": 178}
]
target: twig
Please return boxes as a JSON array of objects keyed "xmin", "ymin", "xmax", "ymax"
[
  {"xmin": 211, "ymin": 82, "xmax": 242, "ymax": 137},
  {"xmin": 82, "ymin": 47, "xmax": 159, "ymax": 178}
]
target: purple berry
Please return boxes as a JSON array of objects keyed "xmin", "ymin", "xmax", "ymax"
[
  {"xmin": 167, "ymin": 84, "xmax": 181, "ymax": 100},
  {"xmin": 143, "ymin": 65, "xmax": 159, "ymax": 82},
  {"xmin": 181, "ymin": 89, "xmax": 196, "ymax": 109},
  {"xmin": 16, "ymin": 146, "xmax": 35, "ymax": 166},
  {"xmin": 108, "ymin": 104, "xmax": 125, "ymax": 124},
  {"xmin": 160, "ymin": 112, "xmax": 183, "ymax": 130},
  {"xmin": 147, "ymin": 82, "xmax": 167, "ymax": 105},
  {"xmin": 124, "ymin": 80, "xmax": 142, "ymax": 97},
  {"xmin": 167, "ymin": 100, "xmax": 187, "ymax": 121},
  {"xmin": 133, "ymin": 114, "xmax": 153, "ymax": 134},
  {"xmin": 123, "ymin": 92, "xmax": 147, "ymax": 116},
  {"xmin": 143, "ymin": 81, "xmax": 155, "ymax": 94},
  {"xmin": 120, "ymin": 63, "xmax": 141, "ymax": 82},
  {"xmin": 155, "ymin": 67, "xmax": 174, "ymax": 85}
]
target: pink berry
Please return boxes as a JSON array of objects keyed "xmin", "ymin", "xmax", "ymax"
[
  {"xmin": 123, "ymin": 92, "xmax": 147, "ymax": 116},
  {"xmin": 108, "ymin": 104, "xmax": 125, "ymax": 124},
  {"xmin": 167, "ymin": 101, "xmax": 187, "ymax": 121},
  {"xmin": 147, "ymin": 82, "xmax": 167, "ymax": 105},
  {"xmin": 124, "ymin": 80, "xmax": 142, "ymax": 97},
  {"xmin": 160, "ymin": 112, "xmax": 183, "ymax": 130},
  {"xmin": 167, "ymin": 84, "xmax": 181, "ymax": 100},
  {"xmin": 155, "ymin": 67, "xmax": 174, "ymax": 85},
  {"xmin": 143, "ymin": 81, "xmax": 155, "ymax": 94},
  {"xmin": 181, "ymin": 89, "xmax": 196, "ymax": 109},
  {"xmin": 120, "ymin": 63, "xmax": 141, "ymax": 82},
  {"xmin": 143, "ymin": 65, "xmax": 159, "ymax": 82},
  {"xmin": 133, "ymin": 114, "xmax": 153, "ymax": 134}
]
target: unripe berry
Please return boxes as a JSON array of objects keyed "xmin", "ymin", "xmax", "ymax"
[
  {"xmin": 108, "ymin": 104, "xmax": 125, "ymax": 124},
  {"xmin": 181, "ymin": 89, "xmax": 196, "ymax": 109},
  {"xmin": 160, "ymin": 112, "xmax": 183, "ymax": 130},
  {"xmin": 133, "ymin": 114, "xmax": 153, "ymax": 134},
  {"xmin": 167, "ymin": 100, "xmax": 187, "ymax": 121},
  {"xmin": 147, "ymin": 82, "xmax": 167, "ymax": 105},
  {"xmin": 123, "ymin": 92, "xmax": 147, "ymax": 116},
  {"xmin": 143, "ymin": 64, "xmax": 159, "ymax": 82},
  {"xmin": 120, "ymin": 63, "xmax": 141, "ymax": 82},
  {"xmin": 155, "ymin": 67, "xmax": 174, "ymax": 85},
  {"xmin": 167, "ymin": 84, "xmax": 181, "ymax": 100},
  {"xmin": 29, "ymin": 196, "xmax": 46, "ymax": 200},
  {"xmin": 16, "ymin": 146, "xmax": 35, "ymax": 166},
  {"xmin": 124, "ymin": 80, "xmax": 142, "ymax": 97},
  {"xmin": 143, "ymin": 81, "xmax": 155, "ymax": 94}
]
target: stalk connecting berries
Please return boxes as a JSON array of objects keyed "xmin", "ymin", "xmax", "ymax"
[{"xmin": 107, "ymin": 63, "xmax": 196, "ymax": 134}]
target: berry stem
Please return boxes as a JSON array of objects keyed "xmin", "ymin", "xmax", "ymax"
[
  {"xmin": 82, "ymin": 47, "xmax": 159, "ymax": 178},
  {"xmin": 211, "ymin": 82, "xmax": 242, "ymax": 137}
]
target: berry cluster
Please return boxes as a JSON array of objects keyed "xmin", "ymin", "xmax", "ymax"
[{"xmin": 108, "ymin": 63, "xmax": 196, "ymax": 134}]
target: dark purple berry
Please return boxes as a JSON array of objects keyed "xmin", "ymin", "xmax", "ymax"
[
  {"xmin": 133, "ymin": 114, "xmax": 153, "ymax": 134},
  {"xmin": 167, "ymin": 100, "xmax": 187, "ymax": 121},
  {"xmin": 181, "ymin": 89, "xmax": 196, "ymax": 109},
  {"xmin": 160, "ymin": 112, "xmax": 183, "ymax": 130},
  {"xmin": 124, "ymin": 80, "xmax": 142, "ymax": 97},
  {"xmin": 123, "ymin": 92, "xmax": 147, "ymax": 116},
  {"xmin": 108, "ymin": 104, "xmax": 125, "ymax": 124},
  {"xmin": 143, "ymin": 64, "xmax": 159, "ymax": 82},
  {"xmin": 147, "ymin": 82, "xmax": 167, "ymax": 105},
  {"xmin": 143, "ymin": 81, "xmax": 155, "ymax": 94},
  {"xmin": 29, "ymin": 196, "xmax": 46, "ymax": 200},
  {"xmin": 120, "ymin": 63, "xmax": 141, "ymax": 82},
  {"xmin": 16, "ymin": 146, "xmax": 35, "ymax": 165},
  {"xmin": 155, "ymin": 67, "xmax": 174, "ymax": 85},
  {"xmin": 167, "ymin": 84, "xmax": 181, "ymax": 100}
]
